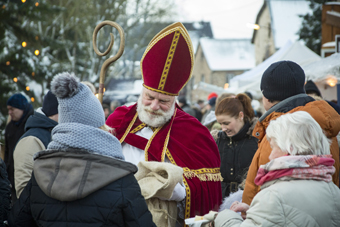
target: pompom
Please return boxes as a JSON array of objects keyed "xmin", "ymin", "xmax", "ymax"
[{"xmin": 51, "ymin": 72, "xmax": 79, "ymax": 98}]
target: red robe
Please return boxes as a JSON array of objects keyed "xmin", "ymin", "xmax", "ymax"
[{"xmin": 106, "ymin": 103, "xmax": 222, "ymax": 218}]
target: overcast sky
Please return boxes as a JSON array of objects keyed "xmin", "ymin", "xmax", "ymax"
[{"xmin": 174, "ymin": 0, "xmax": 264, "ymax": 39}]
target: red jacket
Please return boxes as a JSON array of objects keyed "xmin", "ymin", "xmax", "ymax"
[{"xmin": 106, "ymin": 103, "xmax": 222, "ymax": 218}]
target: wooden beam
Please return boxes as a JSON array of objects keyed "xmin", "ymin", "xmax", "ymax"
[{"xmin": 326, "ymin": 11, "xmax": 340, "ymax": 28}]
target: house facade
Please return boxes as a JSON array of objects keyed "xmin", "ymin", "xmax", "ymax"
[
  {"xmin": 252, "ymin": 0, "xmax": 311, "ymax": 65},
  {"xmin": 189, "ymin": 38, "xmax": 255, "ymax": 102}
]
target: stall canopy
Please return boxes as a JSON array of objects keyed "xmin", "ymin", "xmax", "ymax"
[
  {"xmin": 226, "ymin": 40, "xmax": 321, "ymax": 98},
  {"xmin": 303, "ymin": 52, "xmax": 340, "ymax": 81}
]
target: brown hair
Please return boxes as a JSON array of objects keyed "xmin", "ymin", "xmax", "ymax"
[
  {"xmin": 216, "ymin": 92, "xmax": 235, "ymax": 106},
  {"xmin": 215, "ymin": 93, "xmax": 254, "ymax": 122}
]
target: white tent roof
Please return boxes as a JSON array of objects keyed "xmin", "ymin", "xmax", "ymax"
[
  {"xmin": 193, "ymin": 81, "xmax": 226, "ymax": 94},
  {"xmin": 303, "ymin": 53, "xmax": 340, "ymax": 81},
  {"xmin": 226, "ymin": 40, "xmax": 321, "ymax": 98}
]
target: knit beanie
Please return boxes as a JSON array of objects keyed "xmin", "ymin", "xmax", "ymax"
[
  {"xmin": 244, "ymin": 91, "xmax": 253, "ymax": 100},
  {"xmin": 42, "ymin": 91, "xmax": 59, "ymax": 117},
  {"xmin": 304, "ymin": 80, "xmax": 322, "ymax": 97},
  {"xmin": 7, "ymin": 93, "xmax": 28, "ymax": 110},
  {"xmin": 51, "ymin": 72, "xmax": 105, "ymax": 127},
  {"xmin": 260, "ymin": 61, "xmax": 305, "ymax": 101},
  {"xmin": 207, "ymin": 92, "xmax": 218, "ymax": 100},
  {"xmin": 208, "ymin": 97, "xmax": 217, "ymax": 106}
]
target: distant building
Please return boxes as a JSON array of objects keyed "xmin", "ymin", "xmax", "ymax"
[
  {"xmin": 183, "ymin": 21, "xmax": 214, "ymax": 53},
  {"xmin": 252, "ymin": 0, "xmax": 311, "ymax": 65},
  {"xmin": 103, "ymin": 78, "xmax": 142, "ymax": 105},
  {"xmin": 189, "ymin": 38, "xmax": 255, "ymax": 102}
]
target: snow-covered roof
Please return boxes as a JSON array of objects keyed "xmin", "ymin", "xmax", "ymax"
[
  {"xmin": 188, "ymin": 31, "xmax": 200, "ymax": 54},
  {"xmin": 269, "ymin": 0, "xmax": 311, "ymax": 49},
  {"xmin": 226, "ymin": 40, "xmax": 321, "ymax": 96},
  {"xmin": 200, "ymin": 38, "xmax": 255, "ymax": 71},
  {"xmin": 323, "ymin": 41, "xmax": 336, "ymax": 48},
  {"xmin": 325, "ymin": 2, "xmax": 340, "ymax": 6}
]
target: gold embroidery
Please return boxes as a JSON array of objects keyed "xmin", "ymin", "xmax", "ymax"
[
  {"xmin": 161, "ymin": 110, "xmax": 176, "ymax": 162},
  {"xmin": 183, "ymin": 177, "xmax": 191, "ymax": 220},
  {"xmin": 130, "ymin": 123, "xmax": 146, "ymax": 134},
  {"xmin": 165, "ymin": 149, "xmax": 175, "ymax": 164},
  {"xmin": 119, "ymin": 113, "xmax": 138, "ymax": 143},
  {"xmin": 140, "ymin": 25, "xmax": 194, "ymax": 95},
  {"xmin": 166, "ymin": 149, "xmax": 192, "ymax": 220},
  {"xmin": 178, "ymin": 29, "xmax": 194, "ymax": 92},
  {"xmin": 144, "ymin": 126, "xmax": 163, "ymax": 161},
  {"xmin": 130, "ymin": 123, "xmax": 157, "ymax": 134},
  {"xmin": 143, "ymin": 84, "xmax": 178, "ymax": 96},
  {"xmin": 183, "ymin": 167, "xmax": 223, "ymax": 182},
  {"xmin": 183, "ymin": 167, "xmax": 221, "ymax": 174},
  {"xmin": 142, "ymin": 27, "xmax": 181, "ymax": 59},
  {"xmin": 158, "ymin": 31, "xmax": 180, "ymax": 91}
]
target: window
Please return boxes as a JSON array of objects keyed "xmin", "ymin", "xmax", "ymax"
[{"xmin": 226, "ymin": 73, "xmax": 234, "ymax": 83}]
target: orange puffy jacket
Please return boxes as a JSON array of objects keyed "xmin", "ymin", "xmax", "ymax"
[{"xmin": 242, "ymin": 99, "xmax": 340, "ymax": 205}]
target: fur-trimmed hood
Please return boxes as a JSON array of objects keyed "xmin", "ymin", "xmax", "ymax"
[
  {"xmin": 247, "ymin": 117, "xmax": 258, "ymax": 136},
  {"xmin": 33, "ymin": 149, "xmax": 137, "ymax": 202}
]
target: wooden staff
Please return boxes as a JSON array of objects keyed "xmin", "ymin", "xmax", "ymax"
[{"xmin": 92, "ymin": 21, "xmax": 125, "ymax": 103}]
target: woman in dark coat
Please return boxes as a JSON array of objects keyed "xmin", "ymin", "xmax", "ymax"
[
  {"xmin": 8, "ymin": 72, "xmax": 155, "ymax": 227},
  {"xmin": 214, "ymin": 93, "xmax": 258, "ymax": 198}
]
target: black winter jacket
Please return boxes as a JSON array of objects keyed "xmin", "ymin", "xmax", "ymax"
[
  {"xmin": 0, "ymin": 158, "xmax": 11, "ymax": 227},
  {"xmin": 8, "ymin": 149, "xmax": 155, "ymax": 227},
  {"xmin": 4, "ymin": 105, "xmax": 33, "ymax": 201},
  {"xmin": 216, "ymin": 119, "xmax": 258, "ymax": 198}
]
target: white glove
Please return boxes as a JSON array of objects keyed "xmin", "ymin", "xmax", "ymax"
[{"xmin": 169, "ymin": 182, "xmax": 186, "ymax": 201}]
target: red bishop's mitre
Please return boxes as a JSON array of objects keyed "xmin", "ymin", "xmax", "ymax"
[{"xmin": 140, "ymin": 22, "xmax": 194, "ymax": 96}]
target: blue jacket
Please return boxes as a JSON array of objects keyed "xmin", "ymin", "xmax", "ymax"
[{"xmin": 20, "ymin": 111, "xmax": 58, "ymax": 148}]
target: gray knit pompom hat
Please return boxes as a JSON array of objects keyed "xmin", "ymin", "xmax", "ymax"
[{"xmin": 51, "ymin": 72, "xmax": 105, "ymax": 128}]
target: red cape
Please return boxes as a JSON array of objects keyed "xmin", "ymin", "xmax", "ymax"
[{"xmin": 106, "ymin": 103, "xmax": 222, "ymax": 218}]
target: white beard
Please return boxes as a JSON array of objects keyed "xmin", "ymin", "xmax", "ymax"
[{"xmin": 136, "ymin": 96, "xmax": 175, "ymax": 127}]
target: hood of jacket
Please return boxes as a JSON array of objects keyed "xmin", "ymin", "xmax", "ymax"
[
  {"xmin": 33, "ymin": 149, "xmax": 137, "ymax": 202},
  {"xmin": 25, "ymin": 111, "xmax": 57, "ymax": 132},
  {"xmin": 246, "ymin": 117, "xmax": 258, "ymax": 136},
  {"xmin": 254, "ymin": 94, "xmax": 340, "ymax": 142}
]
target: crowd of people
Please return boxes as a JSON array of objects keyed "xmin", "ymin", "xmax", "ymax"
[{"xmin": 1, "ymin": 22, "xmax": 340, "ymax": 227}]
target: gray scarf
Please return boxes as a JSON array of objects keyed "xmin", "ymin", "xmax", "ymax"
[{"xmin": 47, "ymin": 123, "xmax": 124, "ymax": 160}]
